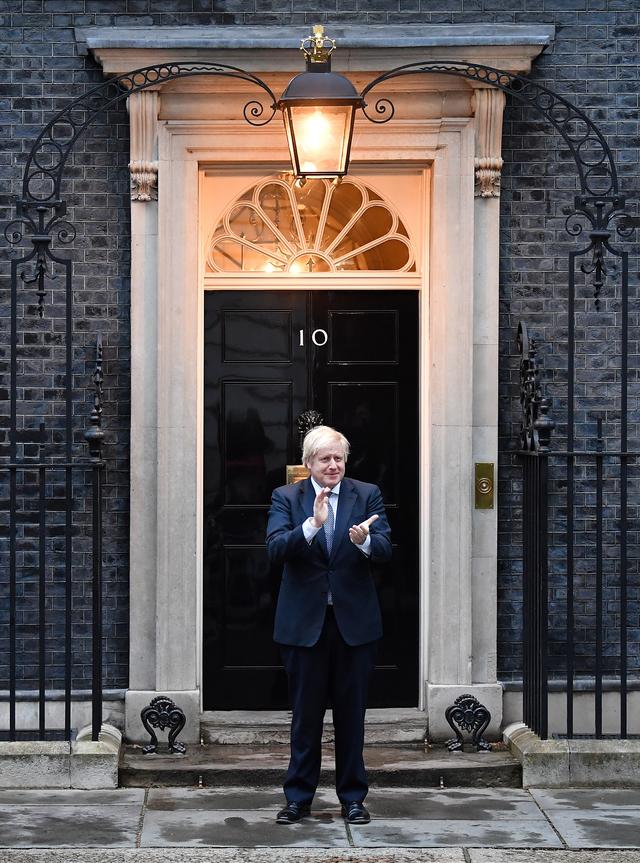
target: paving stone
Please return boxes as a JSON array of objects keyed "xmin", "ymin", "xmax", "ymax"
[
  {"xmin": 530, "ymin": 789, "xmax": 640, "ymax": 810},
  {"xmin": 348, "ymin": 818, "xmax": 563, "ymax": 847},
  {"xmin": 542, "ymin": 811, "xmax": 640, "ymax": 849},
  {"xmin": 139, "ymin": 809, "xmax": 350, "ymax": 848},
  {"xmin": 357, "ymin": 788, "xmax": 543, "ymax": 820},
  {"xmin": 0, "ymin": 804, "xmax": 142, "ymax": 848}
]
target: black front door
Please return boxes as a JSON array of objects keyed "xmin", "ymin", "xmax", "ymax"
[{"xmin": 203, "ymin": 290, "xmax": 419, "ymax": 709}]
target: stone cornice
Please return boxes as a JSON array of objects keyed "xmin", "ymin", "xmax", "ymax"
[{"xmin": 76, "ymin": 24, "xmax": 555, "ymax": 76}]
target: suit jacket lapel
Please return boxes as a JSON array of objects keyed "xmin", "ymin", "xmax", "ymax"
[{"xmin": 331, "ymin": 478, "xmax": 357, "ymax": 561}]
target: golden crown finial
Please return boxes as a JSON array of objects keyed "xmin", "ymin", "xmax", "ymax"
[{"xmin": 301, "ymin": 24, "xmax": 336, "ymax": 64}]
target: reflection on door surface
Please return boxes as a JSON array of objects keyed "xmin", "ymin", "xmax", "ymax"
[{"xmin": 203, "ymin": 290, "xmax": 418, "ymax": 709}]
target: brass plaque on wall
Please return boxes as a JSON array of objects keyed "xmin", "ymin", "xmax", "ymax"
[
  {"xmin": 287, "ymin": 465, "xmax": 310, "ymax": 485},
  {"xmin": 475, "ymin": 463, "xmax": 494, "ymax": 509}
]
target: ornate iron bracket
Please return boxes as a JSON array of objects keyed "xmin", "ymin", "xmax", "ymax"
[
  {"xmin": 140, "ymin": 695, "xmax": 187, "ymax": 755},
  {"xmin": 517, "ymin": 322, "xmax": 555, "ymax": 453},
  {"xmin": 445, "ymin": 693, "xmax": 492, "ymax": 753},
  {"xmin": 358, "ymin": 60, "xmax": 637, "ymax": 300},
  {"xmin": 6, "ymin": 62, "xmax": 277, "ymax": 319}
]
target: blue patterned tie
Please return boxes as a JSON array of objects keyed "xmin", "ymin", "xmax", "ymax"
[{"xmin": 324, "ymin": 492, "xmax": 335, "ymax": 553}]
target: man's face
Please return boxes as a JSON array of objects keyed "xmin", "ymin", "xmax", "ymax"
[{"xmin": 307, "ymin": 442, "xmax": 346, "ymax": 489}]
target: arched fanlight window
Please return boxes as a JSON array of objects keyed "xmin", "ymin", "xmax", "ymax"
[{"xmin": 206, "ymin": 176, "xmax": 416, "ymax": 273}]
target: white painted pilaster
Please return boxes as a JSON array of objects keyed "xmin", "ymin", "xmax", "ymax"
[
  {"xmin": 427, "ymin": 124, "xmax": 475, "ymax": 694},
  {"xmin": 128, "ymin": 91, "xmax": 159, "ymax": 693}
]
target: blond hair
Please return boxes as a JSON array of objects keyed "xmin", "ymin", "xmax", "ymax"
[{"xmin": 302, "ymin": 425, "xmax": 350, "ymax": 467}]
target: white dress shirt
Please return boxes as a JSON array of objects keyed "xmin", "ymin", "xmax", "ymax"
[{"xmin": 302, "ymin": 477, "xmax": 372, "ymax": 556}]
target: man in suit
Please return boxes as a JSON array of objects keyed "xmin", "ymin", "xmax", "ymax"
[{"xmin": 266, "ymin": 425, "xmax": 392, "ymax": 825}]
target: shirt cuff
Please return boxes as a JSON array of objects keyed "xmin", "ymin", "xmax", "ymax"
[
  {"xmin": 303, "ymin": 517, "xmax": 322, "ymax": 544},
  {"xmin": 358, "ymin": 534, "xmax": 372, "ymax": 556}
]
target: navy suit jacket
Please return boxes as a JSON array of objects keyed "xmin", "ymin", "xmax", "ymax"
[{"xmin": 266, "ymin": 477, "xmax": 392, "ymax": 647}]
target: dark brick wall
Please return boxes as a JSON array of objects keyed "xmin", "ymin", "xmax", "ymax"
[{"xmin": 0, "ymin": 0, "xmax": 638, "ymax": 692}]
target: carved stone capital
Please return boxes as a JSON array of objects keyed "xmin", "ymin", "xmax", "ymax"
[
  {"xmin": 129, "ymin": 160, "xmax": 159, "ymax": 202},
  {"xmin": 472, "ymin": 87, "xmax": 506, "ymax": 198},
  {"xmin": 128, "ymin": 90, "xmax": 159, "ymax": 202}
]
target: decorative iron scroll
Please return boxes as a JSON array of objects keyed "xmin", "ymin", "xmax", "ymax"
[
  {"xmin": 445, "ymin": 693, "xmax": 492, "ymax": 753},
  {"xmin": 5, "ymin": 63, "xmax": 277, "ymax": 317},
  {"xmin": 21, "ymin": 63, "xmax": 277, "ymax": 206},
  {"xmin": 517, "ymin": 321, "xmax": 555, "ymax": 453},
  {"xmin": 141, "ymin": 695, "xmax": 187, "ymax": 755},
  {"xmin": 360, "ymin": 60, "xmax": 637, "ymax": 302},
  {"xmin": 361, "ymin": 60, "xmax": 618, "ymax": 196}
]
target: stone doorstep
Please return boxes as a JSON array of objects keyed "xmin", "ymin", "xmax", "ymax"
[
  {"xmin": 201, "ymin": 708, "xmax": 428, "ymax": 745},
  {"xmin": 119, "ymin": 743, "xmax": 522, "ymax": 788},
  {"xmin": 0, "ymin": 724, "xmax": 122, "ymax": 790},
  {"xmin": 504, "ymin": 721, "xmax": 640, "ymax": 788}
]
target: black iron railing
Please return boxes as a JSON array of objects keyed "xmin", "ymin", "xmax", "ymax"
[
  {"xmin": 518, "ymin": 321, "xmax": 639, "ymax": 739},
  {"xmin": 0, "ymin": 337, "xmax": 104, "ymax": 743}
]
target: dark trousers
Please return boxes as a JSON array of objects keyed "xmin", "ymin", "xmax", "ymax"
[{"xmin": 280, "ymin": 606, "xmax": 378, "ymax": 805}]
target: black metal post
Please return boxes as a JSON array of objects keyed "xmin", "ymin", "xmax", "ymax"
[
  {"xmin": 38, "ymin": 422, "xmax": 46, "ymax": 739},
  {"xmin": 595, "ymin": 416, "xmax": 604, "ymax": 738},
  {"xmin": 85, "ymin": 336, "xmax": 105, "ymax": 742},
  {"xmin": 518, "ymin": 323, "xmax": 554, "ymax": 739}
]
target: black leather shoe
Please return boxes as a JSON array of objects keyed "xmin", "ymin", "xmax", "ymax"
[
  {"xmin": 341, "ymin": 801, "xmax": 371, "ymax": 824},
  {"xmin": 276, "ymin": 801, "xmax": 311, "ymax": 824}
]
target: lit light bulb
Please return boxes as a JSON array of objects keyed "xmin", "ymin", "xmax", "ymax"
[
  {"xmin": 290, "ymin": 260, "xmax": 303, "ymax": 273},
  {"xmin": 263, "ymin": 261, "xmax": 276, "ymax": 272},
  {"xmin": 299, "ymin": 110, "xmax": 330, "ymax": 154}
]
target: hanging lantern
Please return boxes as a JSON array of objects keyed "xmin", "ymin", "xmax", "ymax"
[{"xmin": 278, "ymin": 25, "xmax": 364, "ymax": 180}]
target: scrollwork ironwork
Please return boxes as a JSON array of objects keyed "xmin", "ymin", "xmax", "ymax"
[
  {"xmin": 5, "ymin": 202, "xmax": 77, "ymax": 316},
  {"xmin": 517, "ymin": 321, "xmax": 555, "ymax": 453},
  {"xmin": 362, "ymin": 97, "xmax": 395, "ymax": 124},
  {"xmin": 7, "ymin": 63, "xmax": 276, "ymax": 318},
  {"xmin": 21, "ymin": 62, "xmax": 277, "ymax": 207},
  {"xmin": 361, "ymin": 60, "xmax": 617, "ymax": 197},
  {"xmin": 140, "ymin": 695, "xmax": 187, "ymax": 755},
  {"xmin": 444, "ymin": 693, "xmax": 492, "ymax": 753},
  {"xmin": 359, "ymin": 60, "xmax": 637, "ymax": 300}
]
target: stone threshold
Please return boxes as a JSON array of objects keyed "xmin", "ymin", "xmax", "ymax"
[
  {"xmin": 119, "ymin": 742, "xmax": 521, "ymax": 788},
  {"xmin": 201, "ymin": 707, "xmax": 427, "ymax": 745},
  {"xmin": 504, "ymin": 721, "xmax": 640, "ymax": 788}
]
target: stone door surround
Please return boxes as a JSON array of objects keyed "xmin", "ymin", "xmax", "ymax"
[{"xmin": 78, "ymin": 24, "xmax": 554, "ymax": 743}]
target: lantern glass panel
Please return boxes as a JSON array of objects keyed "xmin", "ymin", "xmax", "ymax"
[{"xmin": 287, "ymin": 105, "xmax": 353, "ymax": 176}]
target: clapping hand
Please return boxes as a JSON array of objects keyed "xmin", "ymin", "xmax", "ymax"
[
  {"xmin": 311, "ymin": 486, "xmax": 333, "ymax": 528},
  {"xmin": 349, "ymin": 514, "xmax": 379, "ymax": 546}
]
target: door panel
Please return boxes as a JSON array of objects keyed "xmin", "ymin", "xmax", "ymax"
[
  {"xmin": 203, "ymin": 290, "xmax": 419, "ymax": 709},
  {"xmin": 203, "ymin": 292, "xmax": 307, "ymax": 709},
  {"xmin": 312, "ymin": 292, "xmax": 419, "ymax": 706}
]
